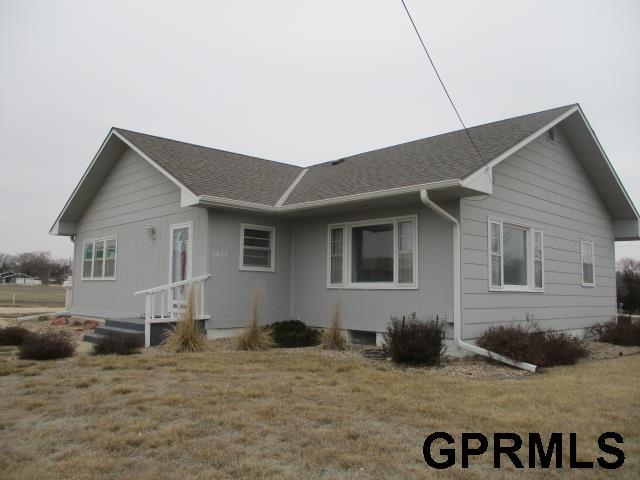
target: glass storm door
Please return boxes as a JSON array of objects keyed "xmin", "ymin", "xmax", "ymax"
[{"xmin": 169, "ymin": 223, "xmax": 192, "ymax": 311}]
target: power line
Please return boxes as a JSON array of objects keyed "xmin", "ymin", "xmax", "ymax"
[{"xmin": 399, "ymin": 0, "xmax": 485, "ymax": 164}]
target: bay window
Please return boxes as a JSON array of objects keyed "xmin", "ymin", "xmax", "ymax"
[
  {"xmin": 82, "ymin": 236, "xmax": 117, "ymax": 280},
  {"xmin": 328, "ymin": 215, "xmax": 418, "ymax": 289},
  {"xmin": 488, "ymin": 218, "xmax": 543, "ymax": 291}
]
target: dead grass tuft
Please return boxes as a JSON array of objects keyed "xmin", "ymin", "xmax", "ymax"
[
  {"xmin": 235, "ymin": 287, "xmax": 274, "ymax": 351},
  {"xmin": 164, "ymin": 286, "xmax": 207, "ymax": 352},
  {"xmin": 321, "ymin": 302, "xmax": 347, "ymax": 350}
]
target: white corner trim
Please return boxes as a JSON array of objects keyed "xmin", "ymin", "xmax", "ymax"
[
  {"xmin": 275, "ymin": 168, "xmax": 308, "ymax": 207},
  {"xmin": 180, "ymin": 188, "xmax": 200, "ymax": 207}
]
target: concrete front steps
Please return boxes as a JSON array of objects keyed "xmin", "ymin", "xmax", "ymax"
[{"xmin": 83, "ymin": 317, "xmax": 145, "ymax": 345}]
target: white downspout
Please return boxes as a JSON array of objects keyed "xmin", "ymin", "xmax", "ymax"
[{"xmin": 419, "ymin": 189, "xmax": 537, "ymax": 372}]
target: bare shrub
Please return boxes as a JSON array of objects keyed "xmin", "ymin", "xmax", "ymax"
[
  {"xmin": 321, "ymin": 302, "xmax": 346, "ymax": 350},
  {"xmin": 236, "ymin": 287, "xmax": 274, "ymax": 350},
  {"xmin": 0, "ymin": 326, "xmax": 31, "ymax": 346},
  {"xmin": 384, "ymin": 313, "xmax": 445, "ymax": 365},
  {"xmin": 92, "ymin": 333, "xmax": 142, "ymax": 355},
  {"xmin": 477, "ymin": 320, "xmax": 587, "ymax": 367},
  {"xmin": 165, "ymin": 286, "xmax": 207, "ymax": 352},
  {"xmin": 18, "ymin": 331, "xmax": 75, "ymax": 360},
  {"xmin": 586, "ymin": 316, "xmax": 640, "ymax": 346}
]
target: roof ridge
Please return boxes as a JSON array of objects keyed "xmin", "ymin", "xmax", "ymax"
[{"xmin": 113, "ymin": 127, "xmax": 303, "ymax": 171}]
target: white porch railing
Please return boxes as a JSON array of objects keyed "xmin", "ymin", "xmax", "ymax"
[{"xmin": 134, "ymin": 274, "xmax": 211, "ymax": 347}]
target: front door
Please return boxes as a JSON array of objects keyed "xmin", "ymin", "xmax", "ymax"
[{"xmin": 169, "ymin": 222, "xmax": 192, "ymax": 311}]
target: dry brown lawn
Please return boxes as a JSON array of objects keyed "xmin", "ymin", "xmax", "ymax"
[
  {"xmin": 0, "ymin": 345, "xmax": 638, "ymax": 479},
  {"xmin": 0, "ymin": 284, "xmax": 66, "ymax": 308}
]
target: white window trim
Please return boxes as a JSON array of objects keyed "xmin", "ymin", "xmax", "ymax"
[
  {"xmin": 239, "ymin": 223, "xmax": 276, "ymax": 272},
  {"xmin": 327, "ymin": 224, "xmax": 346, "ymax": 287},
  {"xmin": 81, "ymin": 236, "xmax": 118, "ymax": 281},
  {"xmin": 581, "ymin": 239, "xmax": 595, "ymax": 287},
  {"xmin": 169, "ymin": 222, "xmax": 193, "ymax": 284},
  {"xmin": 487, "ymin": 217, "xmax": 544, "ymax": 293},
  {"xmin": 327, "ymin": 214, "xmax": 418, "ymax": 290}
]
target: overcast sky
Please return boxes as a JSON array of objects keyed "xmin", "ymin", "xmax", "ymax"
[{"xmin": 1, "ymin": 0, "xmax": 639, "ymax": 261}]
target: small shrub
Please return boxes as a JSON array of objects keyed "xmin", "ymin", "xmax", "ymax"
[
  {"xmin": 236, "ymin": 287, "xmax": 274, "ymax": 350},
  {"xmin": 477, "ymin": 322, "xmax": 587, "ymax": 367},
  {"xmin": 268, "ymin": 320, "xmax": 320, "ymax": 348},
  {"xmin": 586, "ymin": 316, "xmax": 640, "ymax": 346},
  {"xmin": 165, "ymin": 286, "xmax": 207, "ymax": 352},
  {"xmin": 383, "ymin": 314, "xmax": 445, "ymax": 365},
  {"xmin": 18, "ymin": 331, "xmax": 75, "ymax": 360},
  {"xmin": 321, "ymin": 303, "xmax": 346, "ymax": 350},
  {"xmin": 0, "ymin": 326, "xmax": 31, "ymax": 346},
  {"xmin": 92, "ymin": 333, "xmax": 142, "ymax": 355}
]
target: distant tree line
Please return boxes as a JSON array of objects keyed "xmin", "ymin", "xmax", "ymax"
[
  {"xmin": 0, "ymin": 251, "xmax": 72, "ymax": 284},
  {"xmin": 617, "ymin": 257, "xmax": 640, "ymax": 314}
]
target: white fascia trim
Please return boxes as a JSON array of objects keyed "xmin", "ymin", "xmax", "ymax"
[
  {"xmin": 197, "ymin": 179, "xmax": 462, "ymax": 213},
  {"xmin": 49, "ymin": 129, "xmax": 118, "ymax": 235},
  {"xmin": 574, "ymin": 108, "xmax": 640, "ymax": 220},
  {"xmin": 111, "ymin": 130, "xmax": 199, "ymax": 202},
  {"xmin": 280, "ymin": 179, "xmax": 461, "ymax": 211},
  {"xmin": 461, "ymin": 105, "xmax": 580, "ymax": 187},
  {"xmin": 275, "ymin": 168, "xmax": 308, "ymax": 207}
]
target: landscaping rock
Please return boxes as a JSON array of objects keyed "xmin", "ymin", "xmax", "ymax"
[
  {"xmin": 51, "ymin": 316, "xmax": 68, "ymax": 325},
  {"xmin": 83, "ymin": 320, "xmax": 100, "ymax": 330}
]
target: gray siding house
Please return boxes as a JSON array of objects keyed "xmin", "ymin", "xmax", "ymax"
[{"xmin": 51, "ymin": 105, "xmax": 639, "ymax": 355}]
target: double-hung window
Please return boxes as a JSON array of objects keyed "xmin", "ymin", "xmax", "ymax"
[
  {"xmin": 581, "ymin": 239, "xmax": 595, "ymax": 287},
  {"xmin": 82, "ymin": 237, "xmax": 117, "ymax": 280},
  {"xmin": 488, "ymin": 218, "xmax": 543, "ymax": 291},
  {"xmin": 328, "ymin": 215, "xmax": 418, "ymax": 289},
  {"xmin": 240, "ymin": 224, "xmax": 275, "ymax": 272}
]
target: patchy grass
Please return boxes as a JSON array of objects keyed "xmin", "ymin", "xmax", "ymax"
[
  {"xmin": 0, "ymin": 285, "xmax": 66, "ymax": 307},
  {"xmin": 0, "ymin": 347, "xmax": 638, "ymax": 479}
]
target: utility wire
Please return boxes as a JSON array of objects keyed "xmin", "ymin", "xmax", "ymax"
[{"xmin": 399, "ymin": 0, "xmax": 485, "ymax": 164}]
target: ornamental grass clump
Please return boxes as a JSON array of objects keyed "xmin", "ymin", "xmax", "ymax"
[
  {"xmin": 164, "ymin": 286, "xmax": 207, "ymax": 352},
  {"xmin": 236, "ymin": 287, "xmax": 274, "ymax": 351},
  {"xmin": 321, "ymin": 302, "xmax": 346, "ymax": 350}
]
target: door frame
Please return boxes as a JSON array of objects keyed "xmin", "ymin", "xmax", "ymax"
[{"xmin": 168, "ymin": 221, "xmax": 193, "ymax": 285}]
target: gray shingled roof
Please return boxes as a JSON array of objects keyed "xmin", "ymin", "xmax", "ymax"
[
  {"xmin": 284, "ymin": 105, "xmax": 575, "ymax": 205},
  {"xmin": 115, "ymin": 129, "xmax": 303, "ymax": 206},
  {"xmin": 115, "ymin": 105, "xmax": 575, "ymax": 207}
]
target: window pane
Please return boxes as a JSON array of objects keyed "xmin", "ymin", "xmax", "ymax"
[
  {"xmin": 331, "ymin": 228, "xmax": 343, "ymax": 255},
  {"xmin": 398, "ymin": 253, "xmax": 413, "ymax": 284},
  {"xmin": 244, "ymin": 229, "xmax": 271, "ymax": 248},
  {"xmin": 398, "ymin": 220, "xmax": 413, "ymax": 252},
  {"xmin": 330, "ymin": 256, "xmax": 343, "ymax": 284},
  {"xmin": 93, "ymin": 258, "xmax": 103, "ymax": 278},
  {"xmin": 491, "ymin": 255, "xmax": 502, "ymax": 287},
  {"xmin": 583, "ymin": 263, "xmax": 594, "ymax": 284},
  {"xmin": 106, "ymin": 239, "xmax": 117, "ymax": 259},
  {"xmin": 330, "ymin": 228, "xmax": 343, "ymax": 284},
  {"xmin": 535, "ymin": 260, "xmax": 543, "ymax": 288},
  {"xmin": 351, "ymin": 223, "xmax": 393, "ymax": 283},
  {"xmin": 243, "ymin": 248, "xmax": 270, "ymax": 267},
  {"xmin": 582, "ymin": 241, "xmax": 594, "ymax": 284},
  {"xmin": 533, "ymin": 231, "xmax": 542, "ymax": 260},
  {"xmin": 490, "ymin": 223, "xmax": 501, "ymax": 254},
  {"xmin": 84, "ymin": 242, "xmax": 94, "ymax": 261},
  {"xmin": 104, "ymin": 259, "xmax": 116, "ymax": 278},
  {"xmin": 83, "ymin": 260, "xmax": 92, "ymax": 278},
  {"xmin": 503, "ymin": 225, "xmax": 527, "ymax": 286}
]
